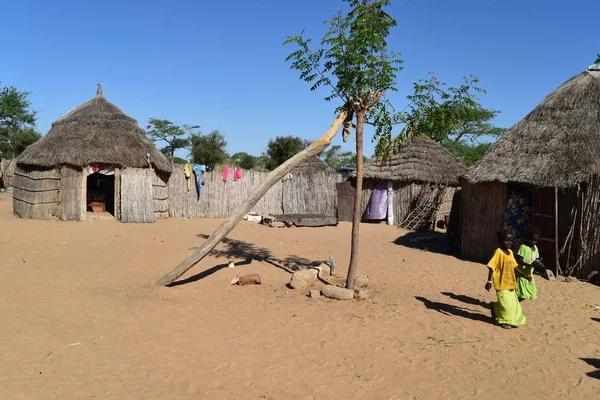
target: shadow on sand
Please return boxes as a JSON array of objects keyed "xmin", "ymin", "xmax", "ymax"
[
  {"xmin": 393, "ymin": 231, "xmax": 457, "ymax": 256},
  {"xmin": 414, "ymin": 296, "xmax": 491, "ymax": 324},
  {"xmin": 441, "ymin": 292, "xmax": 491, "ymax": 309},
  {"xmin": 167, "ymin": 234, "xmax": 324, "ymax": 287},
  {"xmin": 580, "ymin": 358, "xmax": 600, "ymax": 380}
]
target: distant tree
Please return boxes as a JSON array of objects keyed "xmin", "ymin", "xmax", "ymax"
[
  {"xmin": 264, "ymin": 135, "xmax": 311, "ymax": 170},
  {"xmin": 321, "ymin": 145, "xmax": 368, "ymax": 170},
  {"xmin": 172, "ymin": 156, "xmax": 188, "ymax": 164},
  {"xmin": 190, "ymin": 129, "xmax": 228, "ymax": 165},
  {"xmin": 146, "ymin": 118, "xmax": 196, "ymax": 161},
  {"xmin": 230, "ymin": 152, "xmax": 257, "ymax": 169},
  {"xmin": 442, "ymin": 140, "xmax": 492, "ymax": 167},
  {"xmin": 399, "ymin": 74, "xmax": 505, "ymax": 165},
  {"xmin": 0, "ymin": 85, "xmax": 39, "ymax": 159}
]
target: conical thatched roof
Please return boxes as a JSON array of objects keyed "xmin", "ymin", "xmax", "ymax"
[
  {"xmin": 293, "ymin": 155, "xmax": 335, "ymax": 173},
  {"xmin": 17, "ymin": 86, "xmax": 171, "ymax": 174},
  {"xmin": 466, "ymin": 66, "xmax": 600, "ymax": 188},
  {"xmin": 360, "ymin": 134, "xmax": 467, "ymax": 185}
]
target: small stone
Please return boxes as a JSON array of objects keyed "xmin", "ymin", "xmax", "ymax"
[
  {"xmin": 321, "ymin": 285, "xmax": 354, "ymax": 300},
  {"xmin": 236, "ymin": 274, "xmax": 261, "ymax": 285},
  {"xmin": 354, "ymin": 274, "xmax": 370, "ymax": 289},
  {"xmin": 289, "ymin": 269, "xmax": 318, "ymax": 289},
  {"xmin": 270, "ymin": 221, "xmax": 286, "ymax": 228},
  {"xmin": 309, "ymin": 289, "xmax": 321, "ymax": 298},
  {"xmin": 354, "ymin": 289, "xmax": 371, "ymax": 301},
  {"xmin": 543, "ymin": 269, "xmax": 556, "ymax": 281}
]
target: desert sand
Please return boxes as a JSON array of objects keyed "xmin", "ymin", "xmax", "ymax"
[{"xmin": 0, "ymin": 193, "xmax": 598, "ymax": 400}]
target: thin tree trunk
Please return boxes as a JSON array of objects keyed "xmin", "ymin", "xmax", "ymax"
[
  {"xmin": 345, "ymin": 111, "xmax": 364, "ymax": 290},
  {"xmin": 154, "ymin": 110, "xmax": 349, "ymax": 287}
]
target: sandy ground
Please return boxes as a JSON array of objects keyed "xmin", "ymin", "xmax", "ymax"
[{"xmin": 0, "ymin": 193, "xmax": 599, "ymax": 400}]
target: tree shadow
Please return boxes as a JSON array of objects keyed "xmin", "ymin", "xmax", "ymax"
[
  {"xmin": 580, "ymin": 358, "xmax": 600, "ymax": 380},
  {"xmin": 414, "ymin": 296, "xmax": 491, "ymax": 324},
  {"xmin": 441, "ymin": 292, "xmax": 490, "ymax": 308},
  {"xmin": 182, "ymin": 234, "xmax": 325, "ymax": 278},
  {"xmin": 168, "ymin": 258, "xmax": 254, "ymax": 287},
  {"xmin": 393, "ymin": 231, "xmax": 457, "ymax": 256}
]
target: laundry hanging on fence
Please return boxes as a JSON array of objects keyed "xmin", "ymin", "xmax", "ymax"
[
  {"xmin": 223, "ymin": 166, "xmax": 230, "ymax": 182},
  {"xmin": 184, "ymin": 164, "xmax": 192, "ymax": 191},
  {"xmin": 87, "ymin": 165, "xmax": 115, "ymax": 176},
  {"xmin": 233, "ymin": 167, "xmax": 242, "ymax": 181},
  {"xmin": 193, "ymin": 164, "xmax": 205, "ymax": 197}
]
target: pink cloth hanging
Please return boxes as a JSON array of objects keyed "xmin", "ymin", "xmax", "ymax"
[
  {"xmin": 223, "ymin": 166, "xmax": 230, "ymax": 182},
  {"xmin": 233, "ymin": 167, "xmax": 242, "ymax": 181}
]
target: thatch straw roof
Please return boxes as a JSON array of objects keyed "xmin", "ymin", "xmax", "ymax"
[
  {"xmin": 466, "ymin": 66, "xmax": 600, "ymax": 188},
  {"xmin": 293, "ymin": 155, "xmax": 335, "ymax": 173},
  {"xmin": 360, "ymin": 134, "xmax": 467, "ymax": 185},
  {"xmin": 17, "ymin": 85, "xmax": 171, "ymax": 174}
]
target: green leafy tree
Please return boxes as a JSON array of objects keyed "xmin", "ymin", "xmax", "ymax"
[
  {"xmin": 398, "ymin": 74, "xmax": 505, "ymax": 165},
  {"xmin": 285, "ymin": 0, "xmax": 403, "ymax": 289},
  {"xmin": 321, "ymin": 145, "xmax": 366, "ymax": 170},
  {"xmin": 230, "ymin": 152, "xmax": 257, "ymax": 170},
  {"xmin": 264, "ymin": 135, "xmax": 311, "ymax": 170},
  {"xmin": 190, "ymin": 129, "xmax": 229, "ymax": 165},
  {"xmin": 172, "ymin": 156, "xmax": 188, "ymax": 164},
  {"xmin": 0, "ymin": 85, "xmax": 39, "ymax": 159},
  {"xmin": 146, "ymin": 118, "xmax": 196, "ymax": 161}
]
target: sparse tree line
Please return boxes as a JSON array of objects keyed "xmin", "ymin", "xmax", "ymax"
[
  {"xmin": 1, "ymin": 73, "xmax": 506, "ymax": 176},
  {"xmin": 145, "ymin": 117, "xmax": 369, "ymax": 171}
]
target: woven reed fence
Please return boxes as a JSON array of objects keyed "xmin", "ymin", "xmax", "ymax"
[
  {"xmin": 153, "ymin": 172, "xmax": 170, "ymax": 220},
  {"xmin": 12, "ymin": 166, "xmax": 61, "ymax": 219},
  {"xmin": 121, "ymin": 168, "xmax": 155, "ymax": 223},
  {"xmin": 460, "ymin": 181, "xmax": 507, "ymax": 262},
  {"xmin": 0, "ymin": 159, "xmax": 16, "ymax": 188},
  {"xmin": 168, "ymin": 165, "xmax": 341, "ymax": 219},
  {"xmin": 568, "ymin": 177, "xmax": 600, "ymax": 279}
]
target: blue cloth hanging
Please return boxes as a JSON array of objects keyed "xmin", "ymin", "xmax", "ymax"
[{"xmin": 193, "ymin": 164, "xmax": 204, "ymax": 198}]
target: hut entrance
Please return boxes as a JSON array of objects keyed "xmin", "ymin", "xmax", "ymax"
[
  {"xmin": 336, "ymin": 181, "xmax": 355, "ymax": 222},
  {"xmin": 86, "ymin": 172, "xmax": 115, "ymax": 215}
]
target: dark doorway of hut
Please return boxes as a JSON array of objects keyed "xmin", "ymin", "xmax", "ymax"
[{"xmin": 86, "ymin": 172, "xmax": 115, "ymax": 218}]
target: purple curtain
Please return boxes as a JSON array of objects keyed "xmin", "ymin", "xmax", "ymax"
[{"xmin": 364, "ymin": 182, "xmax": 388, "ymax": 220}]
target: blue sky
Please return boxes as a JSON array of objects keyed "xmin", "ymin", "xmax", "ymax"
[{"xmin": 1, "ymin": 0, "xmax": 598, "ymax": 159}]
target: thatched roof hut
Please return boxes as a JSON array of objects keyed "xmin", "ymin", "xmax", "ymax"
[
  {"xmin": 362, "ymin": 134, "xmax": 467, "ymax": 185},
  {"xmin": 292, "ymin": 155, "xmax": 335, "ymax": 173},
  {"xmin": 13, "ymin": 85, "xmax": 171, "ymax": 222},
  {"xmin": 18, "ymin": 85, "xmax": 171, "ymax": 174},
  {"xmin": 340, "ymin": 134, "xmax": 466, "ymax": 228},
  {"xmin": 461, "ymin": 63, "xmax": 600, "ymax": 278}
]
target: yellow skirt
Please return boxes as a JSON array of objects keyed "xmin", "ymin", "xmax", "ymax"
[{"xmin": 493, "ymin": 289, "xmax": 526, "ymax": 326}]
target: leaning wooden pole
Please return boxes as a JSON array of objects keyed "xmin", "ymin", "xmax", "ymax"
[{"xmin": 154, "ymin": 109, "xmax": 349, "ymax": 287}]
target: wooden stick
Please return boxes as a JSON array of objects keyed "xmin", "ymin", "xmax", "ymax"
[{"xmin": 154, "ymin": 109, "xmax": 349, "ymax": 287}]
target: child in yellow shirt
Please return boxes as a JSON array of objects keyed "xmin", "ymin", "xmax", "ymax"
[{"xmin": 485, "ymin": 230, "xmax": 532, "ymax": 329}]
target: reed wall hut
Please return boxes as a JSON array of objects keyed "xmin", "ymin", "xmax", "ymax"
[
  {"xmin": 13, "ymin": 86, "xmax": 172, "ymax": 222},
  {"xmin": 462, "ymin": 63, "xmax": 600, "ymax": 279},
  {"xmin": 341, "ymin": 134, "xmax": 467, "ymax": 230}
]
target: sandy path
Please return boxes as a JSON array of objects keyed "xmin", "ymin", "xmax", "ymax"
[{"xmin": 0, "ymin": 194, "xmax": 598, "ymax": 399}]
